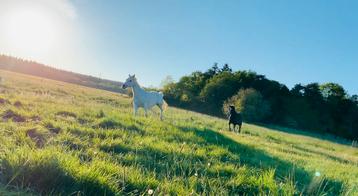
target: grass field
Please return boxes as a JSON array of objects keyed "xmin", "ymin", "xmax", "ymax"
[{"xmin": 0, "ymin": 70, "xmax": 357, "ymax": 195}]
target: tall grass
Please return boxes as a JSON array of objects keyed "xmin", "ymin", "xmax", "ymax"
[{"xmin": 0, "ymin": 70, "xmax": 357, "ymax": 195}]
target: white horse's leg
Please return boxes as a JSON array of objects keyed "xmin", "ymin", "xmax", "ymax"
[
  {"xmin": 144, "ymin": 106, "xmax": 148, "ymax": 117},
  {"xmin": 133, "ymin": 103, "xmax": 138, "ymax": 117},
  {"xmin": 158, "ymin": 104, "xmax": 163, "ymax": 121}
]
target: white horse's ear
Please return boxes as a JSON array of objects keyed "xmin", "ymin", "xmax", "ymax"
[
  {"xmin": 133, "ymin": 74, "xmax": 135, "ymax": 78},
  {"xmin": 128, "ymin": 74, "xmax": 131, "ymax": 77}
]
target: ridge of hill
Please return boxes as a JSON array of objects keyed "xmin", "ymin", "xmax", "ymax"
[{"xmin": 0, "ymin": 55, "xmax": 126, "ymax": 94}]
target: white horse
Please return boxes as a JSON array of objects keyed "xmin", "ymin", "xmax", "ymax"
[{"xmin": 122, "ymin": 74, "xmax": 167, "ymax": 120}]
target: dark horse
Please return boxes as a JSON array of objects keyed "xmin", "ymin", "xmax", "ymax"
[{"xmin": 228, "ymin": 105, "xmax": 242, "ymax": 133}]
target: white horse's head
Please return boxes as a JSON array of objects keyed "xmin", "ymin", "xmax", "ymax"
[{"xmin": 122, "ymin": 74, "xmax": 137, "ymax": 89}]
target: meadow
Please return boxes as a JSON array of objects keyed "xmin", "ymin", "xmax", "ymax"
[{"xmin": 0, "ymin": 70, "xmax": 357, "ymax": 195}]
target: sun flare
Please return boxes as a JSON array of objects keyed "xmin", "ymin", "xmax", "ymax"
[{"xmin": 2, "ymin": 6, "xmax": 59, "ymax": 56}]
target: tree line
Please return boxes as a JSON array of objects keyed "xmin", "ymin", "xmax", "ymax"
[{"xmin": 163, "ymin": 63, "xmax": 358, "ymax": 140}]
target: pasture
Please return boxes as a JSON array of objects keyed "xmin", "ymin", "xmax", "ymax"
[{"xmin": 0, "ymin": 70, "xmax": 357, "ymax": 195}]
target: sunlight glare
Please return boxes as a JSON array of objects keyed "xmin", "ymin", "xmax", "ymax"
[
  {"xmin": 315, "ymin": 171, "xmax": 321, "ymax": 177},
  {"xmin": 2, "ymin": 6, "xmax": 59, "ymax": 56}
]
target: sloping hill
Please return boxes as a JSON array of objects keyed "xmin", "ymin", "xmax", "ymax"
[
  {"xmin": 0, "ymin": 70, "xmax": 357, "ymax": 195},
  {"xmin": 0, "ymin": 55, "xmax": 126, "ymax": 94}
]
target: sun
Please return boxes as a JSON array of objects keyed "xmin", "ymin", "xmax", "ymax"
[{"xmin": 2, "ymin": 6, "xmax": 59, "ymax": 56}]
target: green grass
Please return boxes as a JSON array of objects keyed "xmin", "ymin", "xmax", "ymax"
[{"xmin": 0, "ymin": 70, "xmax": 357, "ymax": 195}]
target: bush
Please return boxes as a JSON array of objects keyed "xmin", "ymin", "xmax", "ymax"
[{"xmin": 223, "ymin": 88, "xmax": 270, "ymax": 122}]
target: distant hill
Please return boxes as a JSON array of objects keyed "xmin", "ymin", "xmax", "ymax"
[{"xmin": 0, "ymin": 55, "xmax": 126, "ymax": 94}]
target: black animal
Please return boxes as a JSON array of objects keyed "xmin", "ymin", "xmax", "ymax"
[{"xmin": 228, "ymin": 105, "xmax": 242, "ymax": 133}]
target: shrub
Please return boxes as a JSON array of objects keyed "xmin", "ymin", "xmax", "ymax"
[{"xmin": 223, "ymin": 88, "xmax": 270, "ymax": 122}]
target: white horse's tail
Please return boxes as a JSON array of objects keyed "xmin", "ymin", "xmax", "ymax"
[
  {"xmin": 158, "ymin": 92, "xmax": 168, "ymax": 110},
  {"xmin": 162, "ymin": 100, "xmax": 168, "ymax": 110}
]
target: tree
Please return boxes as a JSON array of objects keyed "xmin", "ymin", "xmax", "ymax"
[
  {"xmin": 320, "ymin": 83, "xmax": 346, "ymax": 100},
  {"xmin": 304, "ymin": 83, "xmax": 323, "ymax": 104},
  {"xmin": 220, "ymin": 64, "xmax": 232, "ymax": 73},
  {"xmin": 203, "ymin": 63, "xmax": 220, "ymax": 80},
  {"xmin": 351, "ymin": 95, "xmax": 358, "ymax": 105},
  {"xmin": 160, "ymin": 75, "xmax": 174, "ymax": 88},
  {"xmin": 162, "ymin": 62, "xmax": 358, "ymax": 140},
  {"xmin": 200, "ymin": 72, "xmax": 239, "ymax": 113},
  {"xmin": 291, "ymin": 84, "xmax": 305, "ymax": 97},
  {"xmin": 223, "ymin": 88, "xmax": 271, "ymax": 122}
]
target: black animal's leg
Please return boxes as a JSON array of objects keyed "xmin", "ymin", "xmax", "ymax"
[
  {"xmin": 238, "ymin": 125, "xmax": 241, "ymax": 133},
  {"xmin": 233, "ymin": 124, "xmax": 236, "ymax": 133}
]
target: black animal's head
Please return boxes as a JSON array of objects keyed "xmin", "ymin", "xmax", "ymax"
[{"xmin": 229, "ymin": 105, "xmax": 236, "ymax": 113}]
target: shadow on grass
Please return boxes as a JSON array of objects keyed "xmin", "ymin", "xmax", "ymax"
[
  {"xmin": 262, "ymin": 124, "xmax": 353, "ymax": 147},
  {"xmin": 0, "ymin": 154, "xmax": 117, "ymax": 196},
  {"xmin": 98, "ymin": 123, "xmax": 344, "ymax": 195},
  {"xmin": 292, "ymin": 145, "xmax": 357, "ymax": 165},
  {"xmin": 177, "ymin": 126, "xmax": 344, "ymax": 195},
  {"xmin": 100, "ymin": 143, "xmax": 211, "ymax": 178},
  {"xmin": 94, "ymin": 118, "xmax": 145, "ymax": 135},
  {"xmin": 264, "ymin": 134, "xmax": 357, "ymax": 165}
]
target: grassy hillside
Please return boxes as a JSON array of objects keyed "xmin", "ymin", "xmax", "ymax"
[
  {"xmin": 0, "ymin": 70, "xmax": 357, "ymax": 195},
  {"xmin": 0, "ymin": 55, "xmax": 126, "ymax": 94}
]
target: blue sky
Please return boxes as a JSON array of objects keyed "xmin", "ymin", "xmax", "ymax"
[{"xmin": 1, "ymin": 0, "xmax": 357, "ymax": 94}]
